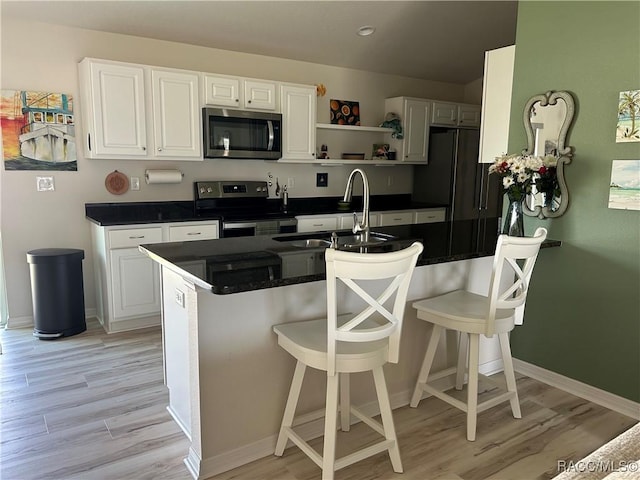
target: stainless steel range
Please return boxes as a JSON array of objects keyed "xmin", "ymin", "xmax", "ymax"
[{"xmin": 194, "ymin": 180, "xmax": 296, "ymax": 237}]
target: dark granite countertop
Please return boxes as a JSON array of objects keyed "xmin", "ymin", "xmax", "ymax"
[
  {"xmin": 85, "ymin": 195, "xmax": 448, "ymax": 226},
  {"xmin": 140, "ymin": 218, "xmax": 561, "ymax": 295}
]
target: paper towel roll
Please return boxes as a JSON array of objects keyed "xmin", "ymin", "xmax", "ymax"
[{"xmin": 144, "ymin": 169, "xmax": 183, "ymax": 184}]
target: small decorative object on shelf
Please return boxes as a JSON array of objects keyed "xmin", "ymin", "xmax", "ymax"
[
  {"xmin": 372, "ymin": 143, "xmax": 390, "ymax": 160},
  {"xmin": 318, "ymin": 144, "xmax": 329, "ymax": 159},
  {"xmin": 489, "ymin": 153, "xmax": 557, "ymax": 236},
  {"xmin": 379, "ymin": 112, "xmax": 403, "ymax": 139},
  {"xmin": 330, "ymin": 99, "xmax": 360, "ymax": 126}
]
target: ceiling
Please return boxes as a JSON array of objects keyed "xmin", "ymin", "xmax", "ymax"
[{"xmin": 1, "ymin": 1, "xmax": 518, "ymax": 85}]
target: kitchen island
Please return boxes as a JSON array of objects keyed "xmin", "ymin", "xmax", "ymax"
[{"xmin": 140, "ymin": 219, "xmax": 559, "ymax": 479}]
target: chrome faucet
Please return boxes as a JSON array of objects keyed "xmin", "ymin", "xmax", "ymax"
[{"xmin": 343, "ymin": 168, "xmax": 370, "ymax": 243}]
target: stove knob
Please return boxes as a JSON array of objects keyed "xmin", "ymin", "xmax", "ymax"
[
  {"xmin": 206, "ymin": 187, "xmax": 213, "ymax": 193},
  {"xmin": 256, "ymin": 186, "xmax": 262, "ymax": 192},
  {"xmin": 199, "ymin": 187, "xmax": 205, "ymax": 194}
]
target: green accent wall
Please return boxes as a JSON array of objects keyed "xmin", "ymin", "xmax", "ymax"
[{"xmin": 509, "ymin": 2, "xmax": 640, "ymax": 402}]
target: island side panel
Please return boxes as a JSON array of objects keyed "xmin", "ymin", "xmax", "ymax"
[{"xmin": 185, "ymin": 256, "xmax": 499, "ymax": 477}]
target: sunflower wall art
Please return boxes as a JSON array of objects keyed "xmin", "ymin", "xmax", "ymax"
[{"xmin": 329, "ymin": 99, "xmax": 360, "ymax": 126}]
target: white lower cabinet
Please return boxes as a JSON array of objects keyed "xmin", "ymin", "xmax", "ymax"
[
  {"xmin": 110, "ymin": 247, "xmax": 161, "ymax": 319},
  {"xmin": 168, "ymin": 223, "xmax": 219, "ymax": 242},
  {"xmin": 378, "ymin": 210, "xmax": 414, "ymax": 226},
  {"xmin": 279, "ymin": 250, "xmax": 325, "ymax": 279},
  {"xmin": 297, "ymin": 207, "xmax": 447, "ymax": 234},
  {"xmin": 91, "ymin": 220, "xmax": 219, "ymax": 333},
  {"xmin": 339, "ymin": 212, "xmax": 379, "ymax": 230},
  {"xmin": 414, "ymin": 208, "xmax": 447, "ymax": 224},
  {"xmin": 296, "ymin": 215, "xmax": 338, "ymax": 233}
]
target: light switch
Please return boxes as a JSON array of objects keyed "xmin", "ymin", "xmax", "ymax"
[{"xmin": 131, "ymin": 177, "xmax": 140, "ymax": 190}]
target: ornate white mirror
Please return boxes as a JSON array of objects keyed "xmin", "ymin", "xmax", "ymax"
[{"xmin": 522, "ymin": 90, "xmax": 575, "ymax": 218}]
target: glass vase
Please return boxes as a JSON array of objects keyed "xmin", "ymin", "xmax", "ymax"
[{"xmin": 502, "ymin": 190, "xmax": 525, "ymax": 237}]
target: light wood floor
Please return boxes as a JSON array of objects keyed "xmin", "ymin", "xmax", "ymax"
[{"xmin": 1, "ymin": 318, "xmax": 636, "ymax": 480}]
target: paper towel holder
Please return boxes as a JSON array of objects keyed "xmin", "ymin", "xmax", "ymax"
[{"xmin": 144, "ymin": 169, "xmax": 184, "ymax": 184}]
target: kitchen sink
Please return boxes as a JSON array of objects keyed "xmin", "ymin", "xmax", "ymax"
[
  {"xmin": 289, "ymin": 238, "xmax": 331, "ymax": 248},
  {"xmin": 274, "ymin": 231, "xmax": 396, "ymax": 248}
]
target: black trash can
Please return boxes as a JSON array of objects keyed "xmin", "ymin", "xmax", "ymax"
[{"xmin": 27, "ymin": 248, "xmax": 86, "ymax": 340}]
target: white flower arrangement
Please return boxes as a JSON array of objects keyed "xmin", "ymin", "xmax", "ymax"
[{"xmin": 489, "ymin": 154, "xmax": 558, "ymax": 200}]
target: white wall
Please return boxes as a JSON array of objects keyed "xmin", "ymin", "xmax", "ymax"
[{"xmin": 0, "ymin": 19, "xmax": 471, "ymax": 323}]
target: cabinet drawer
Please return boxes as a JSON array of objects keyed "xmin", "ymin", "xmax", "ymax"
[
  {"xmin": 296, "ymin": 217, "xmax": 338, "ymax": 233},
  {"xmin": 339, "ymin": 213, "xmax": 379, "ymax": 230},
  {"xmin": 414, "ymin": 209, "xmax": 446, "ymax": 224},
  {"xmin": 169, "ymin": 224, "xmax": 219, "ymax": 242},
  {"xmin": 378, "ymin": 211, "xmax": 414, "ymax": 226},
  {"xmin": 108, "ymin": 227, "xmax": 163, "ymax": 249}
]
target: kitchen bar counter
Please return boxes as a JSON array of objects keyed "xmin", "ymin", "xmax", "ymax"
[
  {"xmin": 139, "ymin": 217, "xmax": 559, "ymax": 479},
  {"xmin": 85, "ymin": 195, "xmax": 446, "ymax": 226},
  {"xmin": 140, "ymin": 218, "xmax": 560, "ymax": 295}
]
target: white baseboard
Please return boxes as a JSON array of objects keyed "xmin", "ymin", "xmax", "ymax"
[
  {"xmin": 513, "ymin": 358, "xmax": 640, "ymax": 421},
  {"xmin": 5, "ymin": 308, "xmax": 98, "ymax": 330},
  {"xmin": 5, "ymin": 315, "xmax": 33, "ymax": 329}
]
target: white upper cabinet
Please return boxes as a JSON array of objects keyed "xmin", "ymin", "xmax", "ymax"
[
  {"xmin": 385, "ymin": 97, "xmax": 430, "ymax": 164},
  {"xmin": 432, "ymin": 102, "xmax": 481, "ymax": 127},
  {"xmin": 204, "ymin": 75, "xmax": 241, "ymax": 107},
  {"xmin": 458, "ymin": 105, "xmax": 481, "ymax": 127},
  {"xmin": 431, "ymin": 102, "xmax": 458, "ymax": 126},
  {"xmin": 81, "ymin": 60, "xmax": 148, "ymax": 157},
  {"xmin": 479, "ymin": 45, "xmax": 516, "ymax": 163},
  {"xmin": 79, "ymin": 58, "xmax": 202, "ymax": 160},
  {"xmin": 404, "ymin": 99, "xmax": 431, "ymax": 162},
  {"xmin": 205, "ymin": 75, "xmax": 277, "ymax": 110},
  {"xmin": 280, "ymin": 83, "xmax": 316, "ymax": 160},
  {"xmin": 244, "ymin": 80, "xmax": 277, "ymax": 110},
  {"xmin": 151, "ymin": 69, "xmax": 201, "ymax": 158}
]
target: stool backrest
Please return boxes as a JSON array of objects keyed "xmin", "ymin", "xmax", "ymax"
[
  {"xmin": 325, "ymin": 242, "xmax": 423, "ymax": 376},
  {"xmin": 485, "ymin": 227, "xmax": 547, "ymax": 337}
]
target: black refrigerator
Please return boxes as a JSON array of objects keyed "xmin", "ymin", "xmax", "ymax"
[{"xmin": 413, "ymin": 126, "xmax": 502, "ymax": 250}]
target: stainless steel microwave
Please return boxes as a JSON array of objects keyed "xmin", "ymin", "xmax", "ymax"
[{"xmin": 202, "ymin": 108, "xmax": 282, "ymax": 160}]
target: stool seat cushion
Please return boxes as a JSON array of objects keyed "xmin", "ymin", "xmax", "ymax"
[
  {"xmin": 274, "ymin": 317, "xmax": 389, "ymax": 373},
  {"xmin": 413, "ymin": 290, "xmax": 516, "ymax": 335}
]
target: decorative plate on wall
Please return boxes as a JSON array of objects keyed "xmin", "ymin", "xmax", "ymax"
[
  {"xmin": 105, "ymin": 170, "xmax": 129, "ymax": 195},
  {"xmin": 330, "ymin": 99, "xmax": 360, "ymax": 126}
]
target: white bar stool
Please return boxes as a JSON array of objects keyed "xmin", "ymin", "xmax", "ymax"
[
  {"xmin": 273, "ymin": 242, "xmax": 423, "ymax": 479},
  {"xmin": 410, "ymin": 228, "xmax": 547, "ymax": 441}
]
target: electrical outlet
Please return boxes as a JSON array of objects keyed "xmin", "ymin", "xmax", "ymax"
[
  {"xmin": 175, "ymin": 289, "xmax": 185, "ymax": 308},
  {"xmin": 36, "ymin": 176, "xmax": 55, "ymax": 192},
  {"xmin": 317, "ymin": 172, "xmax": 328, "ymax": 187},
  {"xmin": 287, "ymin": 177, "xmax": 295, "ymax": 189},
  {"xmin": 131, "ymin": 177, "xmax": 140, "ymax": 190}
]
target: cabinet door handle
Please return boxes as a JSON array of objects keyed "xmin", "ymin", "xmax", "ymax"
[
  {"xmin": 141, "ymin": 146, "xmax": 146, "ymax": 151},
  {"xmin": 312, "ymin": 224, "xmax": 324, "ymax": 227},
  {"xmin": 248, "ymin": 100, "xmax": 252, "ymax": 103},
  {"xmin": 187, "ymin": 232, "xmax": 201, "ymax": 235},
  {"xmin": 158, "ymin": 147, "xmax": 162, "ymax": 152},
  {"xmin": 235, "ymin": 98, "xmax": 239, "ymax": 102},
  {"xmin": 129, "ymin": 235, "xmax": 145, "ymax": 239}
]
